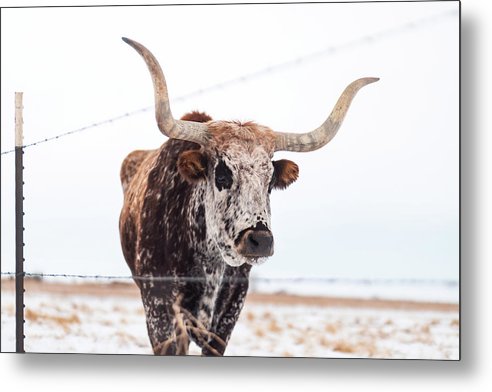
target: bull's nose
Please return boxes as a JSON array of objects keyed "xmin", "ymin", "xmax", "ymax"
[{"xmin": 241, "ymin": 230, "xmax": 274, "ymax": 257}]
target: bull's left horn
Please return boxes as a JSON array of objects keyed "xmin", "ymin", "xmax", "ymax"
[
  {"xmin": 122, "ymin": 37, "xmax": 210, "ymax": 145},
  {"xmin": 274, "ymin": 77, "xmax": 379, "ymax": 152}
]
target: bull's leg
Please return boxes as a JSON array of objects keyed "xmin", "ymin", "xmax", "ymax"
[
  {"xmin": 140, "ymin": 283, "xmax": 190, "ymax": 355},
  {"xmin": 202, "ymin": 264, "xmax": 251, "ymax": 356}
]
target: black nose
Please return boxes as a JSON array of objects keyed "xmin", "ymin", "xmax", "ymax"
[{"xmin": 240, "ymin": 230, "xmax": 274, "ymax": 257}]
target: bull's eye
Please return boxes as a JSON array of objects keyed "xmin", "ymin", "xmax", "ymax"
[{"xmin": 215, "ymin": 159, "xmax": 233, "ymax": 191}]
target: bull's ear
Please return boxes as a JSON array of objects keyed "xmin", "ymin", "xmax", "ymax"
[
  {"xmin": 178, "ymin": 150, "xmax": 208, "ymax": 183},
  {"xmin": 271, "ymin": 159, "xmax": 299, "ymax": 190}
]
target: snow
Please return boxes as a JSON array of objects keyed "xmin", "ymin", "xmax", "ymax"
[
  {"xmin": 1, "ymin": 288, "xmax": 459, "ymax": 359},
  {"xmin": 249, "ymin": 277, "xmax": 459, "ymax": 304}
]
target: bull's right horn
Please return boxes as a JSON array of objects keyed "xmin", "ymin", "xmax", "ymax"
[
  {"xmin": 122, "ymin": 37, "xmax": 210, "ymax": 146},
  {"xmin": 274, "ymin": 77, "xmax": 379, "ymax": 152}
]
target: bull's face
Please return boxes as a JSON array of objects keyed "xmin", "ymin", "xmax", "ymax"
[{"xmin": 177, "ymin": 119, "xmax": 299, "ymax": 267}]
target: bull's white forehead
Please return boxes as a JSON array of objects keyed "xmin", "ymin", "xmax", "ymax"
[
  {"xmin": 219, "ymin": 145, "xmax": 273, "ymax": 174},
  {"xmin": 207, "ymin": 120, "xmax": 277, "ymax": 158}
]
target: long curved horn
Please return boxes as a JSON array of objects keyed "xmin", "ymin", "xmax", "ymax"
[
  {"xmin": 122, "ymin": 37, "xmax": 210, "ymax": 145},
  {"xmin": 274, "ymin": 77, "xmax": 379, "ymax": 152}
]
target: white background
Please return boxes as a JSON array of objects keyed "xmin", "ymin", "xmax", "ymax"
[
  {"xmin": 1, "ymin": 0, "xmax": 491, "ymax": 391},
  {"xmin": 1, "ymin": 0, "xmax": 459, "ymax": 281}
]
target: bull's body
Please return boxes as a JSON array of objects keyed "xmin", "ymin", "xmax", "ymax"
[{"xmin": 120, "ymin": 135, "xmax": 251, "ymax": 356}]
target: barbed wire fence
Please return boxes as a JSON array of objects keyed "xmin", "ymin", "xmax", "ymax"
[
  {"xmin": 0, "ymin": 8, "xmax": 456, "ymax": 156},
  {"xmin": 1, "ymin": 9, "xmax": 458, "ymax": 354},
  {"xmin": 0, "ymin": 271, "xmax": 458, "ymax": 285}
]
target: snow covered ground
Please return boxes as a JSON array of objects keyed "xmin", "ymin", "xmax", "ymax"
[
  {"xmin": 1, "ymin": 281, "xmax": 459, "ymax": 359},
  {"xmin": 249, "ymin": 276, "xmax": 459, "ymax": 303}
]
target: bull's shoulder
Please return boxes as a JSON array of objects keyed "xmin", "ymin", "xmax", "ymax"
[
  {"xmin": 119, "ymin": 140, "xmax": 204, "ymax": 276},
  {"xmin": 120, "ymin": 149, "xmax": 155, "ymax": 193}
]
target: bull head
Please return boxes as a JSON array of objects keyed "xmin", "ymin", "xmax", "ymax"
[{"xmin": 122, "ymin": 37, "xmax": 378, "ymax": 267}]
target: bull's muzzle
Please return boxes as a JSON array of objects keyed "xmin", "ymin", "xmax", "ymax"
[{"xmin": 236, "ymin": 223, "xmax": 274, "ymax": 258}]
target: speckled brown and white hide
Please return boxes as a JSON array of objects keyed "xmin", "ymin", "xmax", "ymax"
[{"xmin": 119, "ymin": 112, "xmax": 298, "ymax": 356}]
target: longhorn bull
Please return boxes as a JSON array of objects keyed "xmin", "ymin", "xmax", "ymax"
[{"xmin": 119, "ymin": 37, "xmax": 378, "ymax": 355}]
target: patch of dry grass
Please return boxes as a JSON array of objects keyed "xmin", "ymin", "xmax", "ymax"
[
  {"xmin": 412, "ymin": 334, "xmax": 433, "ymax": 345},
  {"xmin": 319, "ymin": 336, "xmax": 331, "ymax": 347},
  {"xmin": 324, "ymin": 323, "xmax": 338, "ymax": 334},
  {"xmin": 378, "ymin": 330, "xmax": 390, "ymax": 339},
  {"xmin": 25, "ymin": 308, "xmax": 80, "ymax": 333},
  {"xmin": 115, "ymin": 330, "xmax": 145, "ymax": 347},
  {"xmin": 330, "ymin": 338, "xmax": 378, "ymax": 357},
  {"xmin": 262, "ymin": 311, "xmax": 273, "ymax": 320},
  {"xmin": 1, "ymin": 304, "xmax": 14, "ymax": 315},
  {"xmin": 267, "ymin": 319, "xmax": 282, "ymax": 333},
  {"xmin": 71, "ymin": 303, "xmax": 91, "ymax": 313},
  {"xmin": 112, "ymin": 305, "xmax": 125, "ymax": 313},
  {"xmin": 332, "ymin": 340, "xmax": 356, "ymax": 353},
  {"xmin": 245, "ymin": 311, "xmax": 255, "ymax": 322}
]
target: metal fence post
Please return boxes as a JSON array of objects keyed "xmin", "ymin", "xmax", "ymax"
[{"xmin": 15, "ymin": 92, "xmax": 25, "ymax": 353}]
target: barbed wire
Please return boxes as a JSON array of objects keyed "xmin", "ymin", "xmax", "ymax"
[
  {"xmin": 0, "ymin": 271, "xmax": 458, "ymax": 285},
  {"xmin": 0, "ymin": 9, "xmax": 457, "ymax": 156},
  {"xmin": 0, "ymin": 108, "xmax": 151, "ymax": 156}
]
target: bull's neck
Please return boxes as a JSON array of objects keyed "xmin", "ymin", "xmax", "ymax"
[{"xmin": 187, "ymin": 182, "xmax": 228, "ymax": 273}]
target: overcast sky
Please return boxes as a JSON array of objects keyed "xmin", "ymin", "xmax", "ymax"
[{"xmin": 1, "ymin": 1, "xmax": 459, "ymax": 281}]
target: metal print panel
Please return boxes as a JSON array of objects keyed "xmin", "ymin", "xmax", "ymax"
[{"xmin": 0, "ymin": 1, "xmax": 460, "ymax": 359}]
